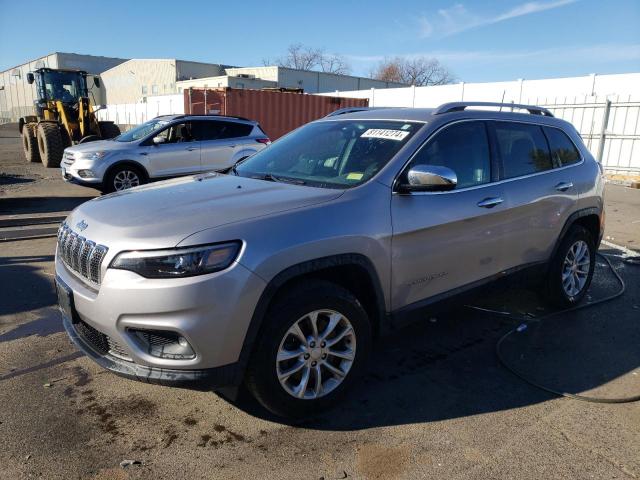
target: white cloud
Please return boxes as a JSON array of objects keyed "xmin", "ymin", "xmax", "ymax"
[
  {"xmin": 344, "ymin": 43, "xmax": 640, "ymax": 67},
  {"xmin": 420, "ymin": 0, "xmax": 578, "ymax": 37}
]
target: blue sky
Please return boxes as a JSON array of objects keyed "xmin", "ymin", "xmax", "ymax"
[{"xmin": 0, "ymin": 0, "xmax": 638, "ymax": 82}]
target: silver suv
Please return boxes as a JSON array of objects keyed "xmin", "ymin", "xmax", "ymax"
[
  {"xmin": 61, "ymin": 115, "xmax": 270, "ymax": 193},
  {"xmin": 55, "ymin": 102, "xmax": 604, "ymax": 417}
]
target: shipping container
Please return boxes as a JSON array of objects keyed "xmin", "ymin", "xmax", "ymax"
[{"xmin": 184, "ymin": 87, "xmax": 368, "ymax": 139}]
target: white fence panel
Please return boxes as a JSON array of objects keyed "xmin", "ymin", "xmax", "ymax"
[{"xmin": 96, "ymin": 94, "xmax": 184, "ymax": 127}]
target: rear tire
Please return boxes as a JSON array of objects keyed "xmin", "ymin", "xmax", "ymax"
[
  {"xmin": 22, "ymin": 124, "xmax": 40, "ymax": 163},
  {"xmin": 245, "ymin": 280, "xmax": 372, "ymax": 418},
  {"xmin": 545, "ymin": 225, "xmax": 596, "ymax": 308},
  {"xmin": 36, "ymin": 123, "xmax": 63, "ymax": 168},
  {"xmin": 98, "ymin": 121, "xmax": 121, "ymax": 139}
]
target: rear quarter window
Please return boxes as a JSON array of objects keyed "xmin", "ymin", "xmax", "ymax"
[
  {"xmin": 218, "ymin": 121, "xmax": 253, "ymax": 139},
  {"xmin": 544, "ymin": 127, "xmax": 581, "ymax": 166}
]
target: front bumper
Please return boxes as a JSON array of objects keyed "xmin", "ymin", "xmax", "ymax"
[
  {"xmin": 62, "ymin": 314, "xmax": 240, "ymax": 387},
  {"xmin": 55, "ymin": 252, "xmax": 266, "ymax": 387},
  {"xmin": 61, "ymin": 156, "xmax": 104, "ymax": 185}
]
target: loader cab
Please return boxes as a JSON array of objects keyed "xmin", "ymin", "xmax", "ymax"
[{"xmin": 28, "ymin": 68, "xmax": 90, "ymax": 106}]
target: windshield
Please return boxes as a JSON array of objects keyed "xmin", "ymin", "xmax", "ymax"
[
  {"xmin": 115, "ymin": 119, "xmax": 171, "ymax": 142},
  {"xmin": 235, "ymin": 120, "xmax": 421, "ymax": 188},
  {"xmin": 41, "ymin": 71, "xmax": 87, "ymax": 102}
]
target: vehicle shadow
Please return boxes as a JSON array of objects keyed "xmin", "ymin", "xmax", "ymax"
[
  {"xmin": 0, "ymin": 174, "xmax": 34, "ymax": 187},
  {"xmin": 0, "ymin": 255, "xmax": 56, "ymax": 317},
  {"xmin": 227, "ymin": 251, "xmax": 639, "ymax": 429},
  {"xmin": 0, "ymin": 196, "xmax": 95, "ymax": 215}
]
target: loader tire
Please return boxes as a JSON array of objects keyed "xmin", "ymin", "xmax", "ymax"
[
  {"xmin": 98, "ymin": 121, "xmax": 121, "ymax": 139},
  {"xmin": 36, "ymin": 123, "xmax": 63, "ymax": 168},
  {"xmin": 22, "ymin": 124, "xmax": 40, "ymax": 163}
]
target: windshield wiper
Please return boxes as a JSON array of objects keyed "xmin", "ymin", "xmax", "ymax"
[{"xmin": 255, "ymin": 173, "xmax": 306, "ymax": 185}]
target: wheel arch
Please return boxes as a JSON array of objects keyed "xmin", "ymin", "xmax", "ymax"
[
  {"xmin": 104, "ymin": 160, "xmax": 150, "ymax": 182},
  {"xmin": 234, "ymin": 253, "xmax": 387, "ymax": 383},
  {"xmin": 550, "ymin": 207, "xmax": 602, "ymax": 261}
]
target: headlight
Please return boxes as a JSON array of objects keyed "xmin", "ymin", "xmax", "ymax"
[
  {"xmin": 88, "ymin": 151, "xmax": 108, "ymax": 161},
  {"xmin": 110, "ymin": 242, "xmax": 241, "ymax": 278}
]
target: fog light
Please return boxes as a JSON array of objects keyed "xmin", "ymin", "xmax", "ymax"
[
  {"xmin": 129, "ymin": 329, "xmax": 196, "ymax": 360},
  {"xmin": 78, "ymin": 169, "xmax": 95, "ymax": 178}
]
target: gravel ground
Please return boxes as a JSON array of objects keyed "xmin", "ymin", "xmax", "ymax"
[{"xmin": 0, "ymin": 122, "xmax": 639, "ymax": 479}]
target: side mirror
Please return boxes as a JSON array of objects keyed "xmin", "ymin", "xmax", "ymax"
[
  {"xmin": 26, "ymin": 73, "xmax": 35, "ymax": 84},
  {"xmin": 94, "ymin": 104, "xmax": 106, "ymax": 112},
  {"xmin": 93, "ymin": 77, "xmax": 101, "ymax": 88},
  {"xmin": 152, "ymin": 136, "xmax": 166, "ymax": 145},
  {"xmin": 399, "ymin": 164, "xmax": 457, "ymax": 192}
]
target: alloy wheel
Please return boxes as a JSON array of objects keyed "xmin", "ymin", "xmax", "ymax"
[
  {"xmin": 562, "ymin": 240, "xmax": 590, "ymax": 297},
  {"xmin": 113, "ymin": 170, "xmax": 140, "ymax": 191},
  {"xmin": 276, "ymin": 309, "xmax": 356, "ymax": 400}
]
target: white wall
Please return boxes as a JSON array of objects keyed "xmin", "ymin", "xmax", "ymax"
[{"xmin": 95, "ymin": 94, "xmax": 184, "ymax": 127}]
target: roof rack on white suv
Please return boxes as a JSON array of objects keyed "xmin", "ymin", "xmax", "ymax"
[{"xmin": 434, "ymin": 102, "xmax": 554, "ymax": 117}]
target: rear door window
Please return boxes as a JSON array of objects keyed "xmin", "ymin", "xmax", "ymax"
[
  {"xmin": 191, "ymin": 121, "xmax": 223, "ymax": 141},
  {"xmin": 544, "ymin": 127, "xmax": 581, "ymax": 166},
  {"xmin": 409, "ymin": 121, "xmax": 491, "ymax": 189},
  {"xmin": 494, "ymin": 122, "xmax": 552, "ymax": 178}
]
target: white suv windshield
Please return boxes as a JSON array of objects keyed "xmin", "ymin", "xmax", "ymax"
[
  {"xmin": 235, "ymin": 120, "xmax": 420, "ymax": 188},
  {"xmin": 115, "ymin": 119, "xmax": 170, "ymax": 142}
]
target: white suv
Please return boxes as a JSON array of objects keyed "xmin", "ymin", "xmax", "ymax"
[{"xmin": 61, "ymin": 115, "xmax": 270, "ymax": 192}]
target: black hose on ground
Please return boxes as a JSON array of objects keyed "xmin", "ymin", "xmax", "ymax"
[{"xmin": 469, "ymin": 252, "xmax": 639, "ymax": 403}]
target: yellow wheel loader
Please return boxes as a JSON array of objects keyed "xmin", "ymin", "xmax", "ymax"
[{"xmin": 18, "ymin": 68, "xmax": 120, "ymax": 168}]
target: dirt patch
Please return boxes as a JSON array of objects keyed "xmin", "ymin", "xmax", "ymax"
[{"xmin": 356, "ymin": 444, "xmax": 409, "ymax": 480}]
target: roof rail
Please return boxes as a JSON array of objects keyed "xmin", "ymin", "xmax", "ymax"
[
  {"xmin": 161, "ymin": 113, "xmax": 253, "ymax": 122},
  {"xmin": 324, "ymin": 106, "xmax": 389, "ymax": 118},
  {"xmin": 433, "ymin": 102, "xmax": 553, "ymax": 117}
]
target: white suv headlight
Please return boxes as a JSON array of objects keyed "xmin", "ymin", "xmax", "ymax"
[
  {"xmin": 88, "ymin": 151, "xmax": 109, "ymax": 161},
  {"xmin": 110, "ymin": 242, "xmax": 241, "ymax": 278}
]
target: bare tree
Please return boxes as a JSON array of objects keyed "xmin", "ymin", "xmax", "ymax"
[
  {"xmin": 371, "ymin": 56, "xmax": 454, "ymax": 86},
  {"xmin": 267, "ymin": 44, "xmax": 352, "ymax": 74},
  {"xmin": 319, "ymin": 54, "xmax": 351, "ymax": 75}
]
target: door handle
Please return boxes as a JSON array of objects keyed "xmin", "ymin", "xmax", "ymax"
[
  {"xmin": 139, "ymin": 152, "xmax": 148, "ymax": 156},
  {"xmin": 555, "ymin": 182, "xmax": 573, "ymax": 192},
  {"xmin": 186, "ymin": 147, "xmax": 198, "ymax": 151},
  {"xmin": 477, "ymin": 197, "xmax": 504, "ymax": 208},
  {"xmin": 227, "ymin": 145, "xmax": 237, "ymax": 148}
]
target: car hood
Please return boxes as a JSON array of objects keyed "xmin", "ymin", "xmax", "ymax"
[
  {"xmin": 65, "ymin": 173, "xmax": 344, "ymax": 250},
  {"xmin": 65, "ymin": 139, "xmax": 133, "ymax": 154}
]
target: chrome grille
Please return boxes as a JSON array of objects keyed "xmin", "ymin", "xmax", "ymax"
[{"xmin": 57, "ymin": 223, "xmax": 108, "ymax": 285}]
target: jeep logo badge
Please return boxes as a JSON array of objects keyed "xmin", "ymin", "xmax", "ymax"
[{"xmin": 76, "ymin": 220, "xmax": 88, "ymax": 231}]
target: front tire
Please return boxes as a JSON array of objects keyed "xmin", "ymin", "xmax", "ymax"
[
  {"xmin": 245, "ymin": 280, "xmax": 372, "ymax": 418},
  {"xmin": 36, "ymin": 122, "xmax": 63, "ymax": 168},
  {"xmin": 102, "ymin": 164, "xmax": 146, "ymax": 193},
  {"xmin": 546, "ymin": 225, "xmax": 596, "ymax": 308}
]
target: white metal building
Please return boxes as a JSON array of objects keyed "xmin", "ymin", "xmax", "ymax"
[
  {"xmin": 99, "ymin": 59, "xmax": 234, "ymax": 104},
  {"xmin": 224, "ymin": 66, "xmax": 407, "ymax": 93},
  {"xmin": 0, "ymin": 52, "xmax": 127, "ymax": 122},
  {"xmin": 176, "ymin": 75, "xmax": 277, "ymax": 92}
]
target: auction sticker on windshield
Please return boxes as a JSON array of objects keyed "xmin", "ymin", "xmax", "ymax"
[{"xmin": 361, "ymin": 129, "xmax": 410, "ymax": 141}]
